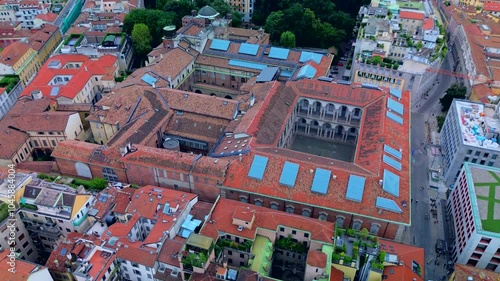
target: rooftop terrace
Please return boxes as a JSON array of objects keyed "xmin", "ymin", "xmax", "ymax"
[
  {"xmin": 455, "ymin": 101, "xmax": 500, "ymax": 151},
  {"xmin": 465, "ymin": 163, "xmax": 500, "ymax": 234}
]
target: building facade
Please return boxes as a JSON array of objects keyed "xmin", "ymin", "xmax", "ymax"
[{"xmin": 447, "ymin": 163, "xmax": 500, "ymax": 272}]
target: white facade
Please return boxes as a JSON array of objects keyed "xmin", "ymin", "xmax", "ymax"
[
  {"xmin": 0, "ymin": 82, "xmax": 23, "ymax": 120},
  {"xmin": 447, "ymin": 163, "xmax": 500, "ymax": 272},
  {"xmin": 441, "ymin": 100, "xmax": 500, "ymax": 186},
  {"xmin": 119, "ymin": 259, "xmax": 155, "ymax": 281}
]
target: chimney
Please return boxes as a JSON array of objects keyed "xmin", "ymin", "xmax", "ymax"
[{"xmin": 54, "ymin": 260, "xmax": 59, "ymax": 267}]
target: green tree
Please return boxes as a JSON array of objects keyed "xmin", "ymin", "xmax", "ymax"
[
  {"xmin": 439, "ymin": 83, "xmax": 467, "ymax": 112},
  {"xmin": 265, "ymin": 10, "xmax": 285, "ymax": 42},
  {"xmin": 231, "ymin": 11, "xmax": 243, "ymax": 27},
  {"xmin": 280, "ymin": 31, "xmax": 296, "ymax": 48},
  {"xmin": 123, "ymin": 9, "xmax": 175, "ymax": 47},
  {"xmin": 210, "ymin": 0, "xmax": 231, "ymax": 17},
  {"xmin": 416, "ymin": 41, "xmax": 423, "ymax": 51},
  {"xmin": 371, "ymin": 56, "xmax": 383, "ymax": 65},
  {"xmin": 132, "ymin": 23, "xmax": 152, "ymax": 56},
  {"xmin": 360, "ymin": 228, "xmax": 369, "ymax": 239}
]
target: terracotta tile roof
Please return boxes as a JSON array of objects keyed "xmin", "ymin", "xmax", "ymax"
[
  {"xmin": 453, "ymin": 264, "xmax": 500, "ymax": 280},
  {"xmin": 118, "ymin": 48, "xmax": 197, "ymax": 88},
  {"xmin": 484, "ymin": 2, "xmax": 500, "ymax": 12},
  {"xmin": 92, "ymin": 187, "xmax": 119, "ymax": 219},
  {"xmin": 0, "ymin": 250, "xmax": 40, "ymax": 281},
  {"xmin": 307, "ymin": 250, "xmax": 327, "ymax": 268},
  {"xmin": 28, "ymin": 24, "xmax": 59, "ymax": 51},
  {"xmin": 35, "ymin": 12, "xmax": 58, "ymax": 22},
  {"xmin": 0, "ymin": 97, "xmax": 52, "ymax": 159},
  {"xmin": 113, "ymin": 187, "xmax": 136, "ymax": 214},
  {"xmin": 157, "ymin": 238, "xmax": 184, "ymax": 266},
  {"xmin": 51, "ymin": 140, "xmax": 123, "ymax": 168},
  {"xmin": 164, "ymin": 113, "xmax": 229, "ymax": 145},
  {"xmin": 0, "ymin": 41, "xmax": 33, "ymax": 67},
  {"xmin": 9, "ymin": 111, "xmax": 75, "ymax": 132},
  {"xmin": 330, "ymin": 266, "xmax": 344, "ymax": 281},
  {"xmin": 200, "ymin": 198, "xmax": 334, "ymax": 243},
  {"xmin": 116, "ymin": 245, "xmax": 157, "ymax": 267},
  {"xmin": 472, "ymin": 83, "xmax": 494, "ymax": 103},
  {"xmin": 399, "ymin": 10, "xmax": 424, "ymax": 20},
  {"xmin": 223, "ymin": 80, "xmax": 411, "ymax": 224},
  {"xmin": 379, "ymin": 239, "xmax": 424, "ymax": 281},
  {"xmin": 56, "ymin": 103, "xmax": 92, "ymax": 112},
  {"xmin": 423, "ymin": 18, "xmax": 434, "ymax": 31},
  {"xmin": 21, "ymin": 54, "xmax": 117, "ymax": 101}
]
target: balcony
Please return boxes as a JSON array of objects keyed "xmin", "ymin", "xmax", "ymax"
[{"xmin": 25, "ymin": 222, "xmax": 61, "ymax": 237}]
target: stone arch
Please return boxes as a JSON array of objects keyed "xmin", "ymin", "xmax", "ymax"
[
  {"xmin": 195, "ymin": 89, "xmax": 202, "ymax": 94},
  {"xmin": 339, "ymin": 105, "xmax": 348, "ymax": 119},
  {"xmin": 323, "ymin": 123, "xmax": 332, "ymax": 129},
  {"xmin": 301, "ymin": 208, "xmax": 311, "ymax": 217},
  {"xmin": 353, "ymin": 107, "xmax": 362, "ymax": 117},
  {"xmin": 336, "ymin": 125, "xmax": 344, "ymax": 136},
  {"xmin": 318, "ymin": 212, "xmax": 328, "ymax": 221},
  {"xmin": 75, "ymin": 162, "xmax": 92, "ymax": 178},
  {"xmin": 239, "ymin": 196, "xmax": 248, "ymax": 203},
  {"xmin": 370, "ymin": 223, "xmax": 381, "ymax": 235},
  {"xmin": 312, "ymin": 100, "xmax": 322, "ymax": 114}
]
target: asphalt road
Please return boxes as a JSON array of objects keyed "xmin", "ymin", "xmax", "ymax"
[{"xmin": 405, "ymin": 51, "xmax": 456, "ymax": 280}]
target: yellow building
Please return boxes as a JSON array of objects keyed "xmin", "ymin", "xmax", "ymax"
[
  {"xmin": 0, "ymin": 41, "xmax": 39, "ymax": 86},
  {"xmin": 28, "ymin": 24, "xmax": 63, "ymax": 68}
]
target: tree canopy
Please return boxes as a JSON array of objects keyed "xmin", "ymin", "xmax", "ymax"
[
  {"xmin": 132, "ymin": 23, "xmax": 152, "ymax": 57},
  {"xmin": 439, "ymin": 83, "xmax": 467, "ymax": 112},
  {"xmin": 123, "ymin": 9, "xmax": 175, "ymax": 48},
  {"xmin": 265, "ymin": 4, "xmax": 345, "ymax": 48},
  {"xmin": 280, "ymin": 31, "xmax": 296, "ymax": 48}
]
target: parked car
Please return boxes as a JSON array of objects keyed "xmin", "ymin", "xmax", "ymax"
[{"xmin": 337, "ymin": 62, "xmax": 344, "ymax": 66}]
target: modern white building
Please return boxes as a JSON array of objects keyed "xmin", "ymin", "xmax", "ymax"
[
  {"xmin": 447, "ymin": 162, "xmax": 500, "ymax": 272},
  {"xmin": 441, "ymin": 100, "xmax": 500, "ymax": 186}
]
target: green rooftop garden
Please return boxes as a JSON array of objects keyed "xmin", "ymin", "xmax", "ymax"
[
  {"xmin": 0, "ymin": 75, "xmax": 20, "ymax": 93},
  {"xmin": 371, "ymin": 251, "xmax": 386, "ymax": 271},
  {"xmin": 215, "ymin": 238, "xmax": 253, "ymax": 257},
  {"xmin": 63, "ymin": 34, "xmax": 84, "ymax": 46},
  {"xmin": 37, "ymin": 173, "xmax": 108, "ymax": 191},
  {"xmin": 100, "ymin": 33, "xmax": 126, "ymax": 46},
  {"xmin": 182, "ymin": 252, "xmax": 208, "ymax": 270},
  {"xmin": 0, "ymin": 203, "xmax": 9, "ymax": 222}
]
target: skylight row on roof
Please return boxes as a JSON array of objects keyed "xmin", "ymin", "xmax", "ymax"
[
  {"xmin": 386, "ymin": 111, "xmax": 403, "ymax": 125},
  {"xmin": 279, "ymin": 161, "xmax": 300, "ymax": 187},
  {"xmin": 383, "ymin": 155, "xmax": 402, "ymax": 171},
  {"xmin": 345, "ymin": 175, "xmax": 366, "ymax": 202},
  {"xmin": 210, "ymin": 39, "xmax": 230, "ymax": 51},
  {"xmin": 387, "ymin": 98, "xmax": 404, "ymax": 115},
  {"xmin": 248, "ymin": 155, "xmax": 269, "ymax": 180},
  {"xmin": 311, "ymin": 168, "xmax": 331, "ymax": 195},
  {"xmin": 384, "ymin": 144, "xmax": 402, "ymax": 160},
  {"xmin": 376, "ymin": 197, "xmax": 402, "ymax": 213},
  {"xmin": 382, "ymin": 169, "xmax": 400, "ymax": 197},
  {"xmin": 141, "ymin": 74, "xmax": 158, "ymax": 86},
  {"xmin": 268, "ymin": 47, "xmax": 290, "ymax": 60},
  {"xmin": 239, "ymin": 43, "xmax": 259, "ymax": 56}
]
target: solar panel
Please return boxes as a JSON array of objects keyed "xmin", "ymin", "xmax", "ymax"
[
  {"xmin": 346, "ymin": 175, "xmax": 366, "ymax": 202},
  {"xmin": 268, "ymin": 47, "xmax": 290, "ymax": 60},
  {"xmin": 382, "ymin": 169, "xmax": 400, "ymax": 197},
  {"xmin": 248, "ymin": 155, "xmax": 269, "ymax": 181},
  {"xmin": 239, "ymin": 43, "xmax": 259, "ymax": 55},
  {"xmin": 228, "ymin": 59, "xmax": 268, "ymax": 70},
  {"xmin": 387, "ymin": 98, "xmax": 404, "ymax": 115},
  {"xmin": 296, "ymin": 65, "xmax": 317, "ymax": 79},
  {"xmin": 299, "ymin": 52, "xmax": 323, "ymax": 64},
  {"xmin": 210, "ymin": 39, "xmax": 230, "ymax": 51},
  {"xmin": 279, "ymin": 161, "xmax": 300, "ymax": 187},
  {"xmin": 383, "ymin": 155, "xmax": 402, "ymax": 170},
  {"xmin": 311, "ymin": 168, "xmax": 331, "ymax": 195},
  {"xmin": 376, "ymin": 197, "xmax": 402, "ymax": 213},
  {"xmin": 384, "ymin": 145, "xmax": 402, "ymax": 160},
  {"xmin": 386, "ymin": 111, "xmax": 403, "ymax": 125},
  {"xmin": 390, "ymin": 88, "xmax": 402, "ymax": 99},
  {"xmin": 141, "ymin": 74, "xmax": 158, "ymax": 86}
]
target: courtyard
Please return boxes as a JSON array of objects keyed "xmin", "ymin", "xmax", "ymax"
[{"xmin": 290, "ymin": 135, "xmax": 356, "ymax": 162}]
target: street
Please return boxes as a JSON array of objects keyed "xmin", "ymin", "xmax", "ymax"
[{"xmin": 404, "ymin": 51, "xmax": 456, "ymax": 281}]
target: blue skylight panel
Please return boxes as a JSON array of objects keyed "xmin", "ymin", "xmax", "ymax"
[
  {"xmin": 387, "ymin": 98, "xmax": 404, "ymax": 115},
  {"xmin": 281, "ymin": 70, "xmax": 293, "ymax": 77},
  {"xmin": 239, "ymin": 43, "xmax": 259, "ymax": 55},
  {"xmin": 386, "ymin": 111, "xmax": 403, "ymax": 125},
  {"xmin": 346, "ymin": 175, "xmax": 366, "ymax": 202},
  {"xmin": 162, "ymin": 203, "xmax": 170, "ymax": 214},
  {"xmin": 390, "ymin": 88, "xmax": 402, "ymax": 99},
  {"xmin": 248, "ymin": 155, "xmax": 269, "ymax": 181},
  {"xmin": 299, "ymin": 51, "xmax": 323, "ymax": 64},
  {"xmin": 296, "ymin": 65, "xmax": 317, "ymax": 79},
  {"xmin": 382, "ymin": 169, "xmax": 400, "ymax": 197},
  {"xmin": 384, "ymin": 145, "xmax": 402, "ymax": 160},
  {"xmin": 279, "ymin": 162, "xmax": 300, "ymax": 187},
  {"xmin": 60, "ymin": 248, "xmax": 67, "ymax": 255},
  {"xmin": 50, "ymin": 87, "xmax": 60, "ymax": 96},
  {"xmin": 376, "ymin": 197, "xmax": 402, "ymax": 213},
  {"xmin": 228, "ymin": 59, "xmax": 268, "ymax": 70},
  {"xmin": 209, "ymin": 39, "xmax": 230, "ymax": 51},
  {"xmin": 311, "ymin": 168, "xmax": 331, "ymax": 195},
  {"xmin": 141, "ymin": 74, "xmax": 158, "ymax": 86},
  {"xmin": 383, "ymin": 155, "xmax": 402, "ymax": 171},
  {"xmin": 268, "ymin": 47, "xmax": 290, "ymax": 60}
]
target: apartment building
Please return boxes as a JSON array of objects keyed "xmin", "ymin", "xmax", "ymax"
[
  {"xmin": 0, "ymin": 170, "xmax": 32, "ymax": 203},
  {"xmin": 441, "ymin": 100, "xmax": 500, "ymax": 186},
  {"xmin": 0, "ymin": 249, "xmax": 54, "ymax": 280},
  {"xmin": 21, "ymin": 54, "xmax": 118, "ymax": 104},
  {"xmin": 483, "ymin": 2, "xmax": 500, "ymax": 18},
  {"xmin": 0, "ymin": 97, "xmax": 85, "ymax": 165},
  {"xmin": 449, "ymin": 264, "xmax": 500, "ymax": 280},
  {"xmin": 0, "ymin": 41, "xmax": 39, "ymax": 86},
  {"xmin": 447, "ymin": 163, "xmax": 500, "ymax": 272},
  {"xmin": 18, "ymin": 177, "xmax": 93, "ymax": 253},
  {"xmin": 0, "ymin": 0, "xmax": 50, "ymax": 29},
  {"xmin": 226, "ymin": 0, "xmax": 254, "ymax": 22},
  {"xmin": 46, "ymin": 233, "xmax": 117, "ymax": 281},
  {"xmin": 27, "ymin": 23, "xmax": 62, "ymax": 67},
  {"xmin": 352, "ymin": 3, "xmax": 442, "ymax": 104},
  {"xmin": 59, "ymin": 32, "xmax": 133, "ymax": 71}
]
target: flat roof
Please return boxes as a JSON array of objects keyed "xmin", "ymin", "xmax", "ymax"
[
  {"xmin": 256, "ymin": 67, "xmax": 279, "ymax": 83},
  {"xmin": 454, "ymin": 100, "xmax": 500, "ymax": 151},
  {"xmin": 464, "ymin": 163, "xmax": 500, "ymax": 235}
]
